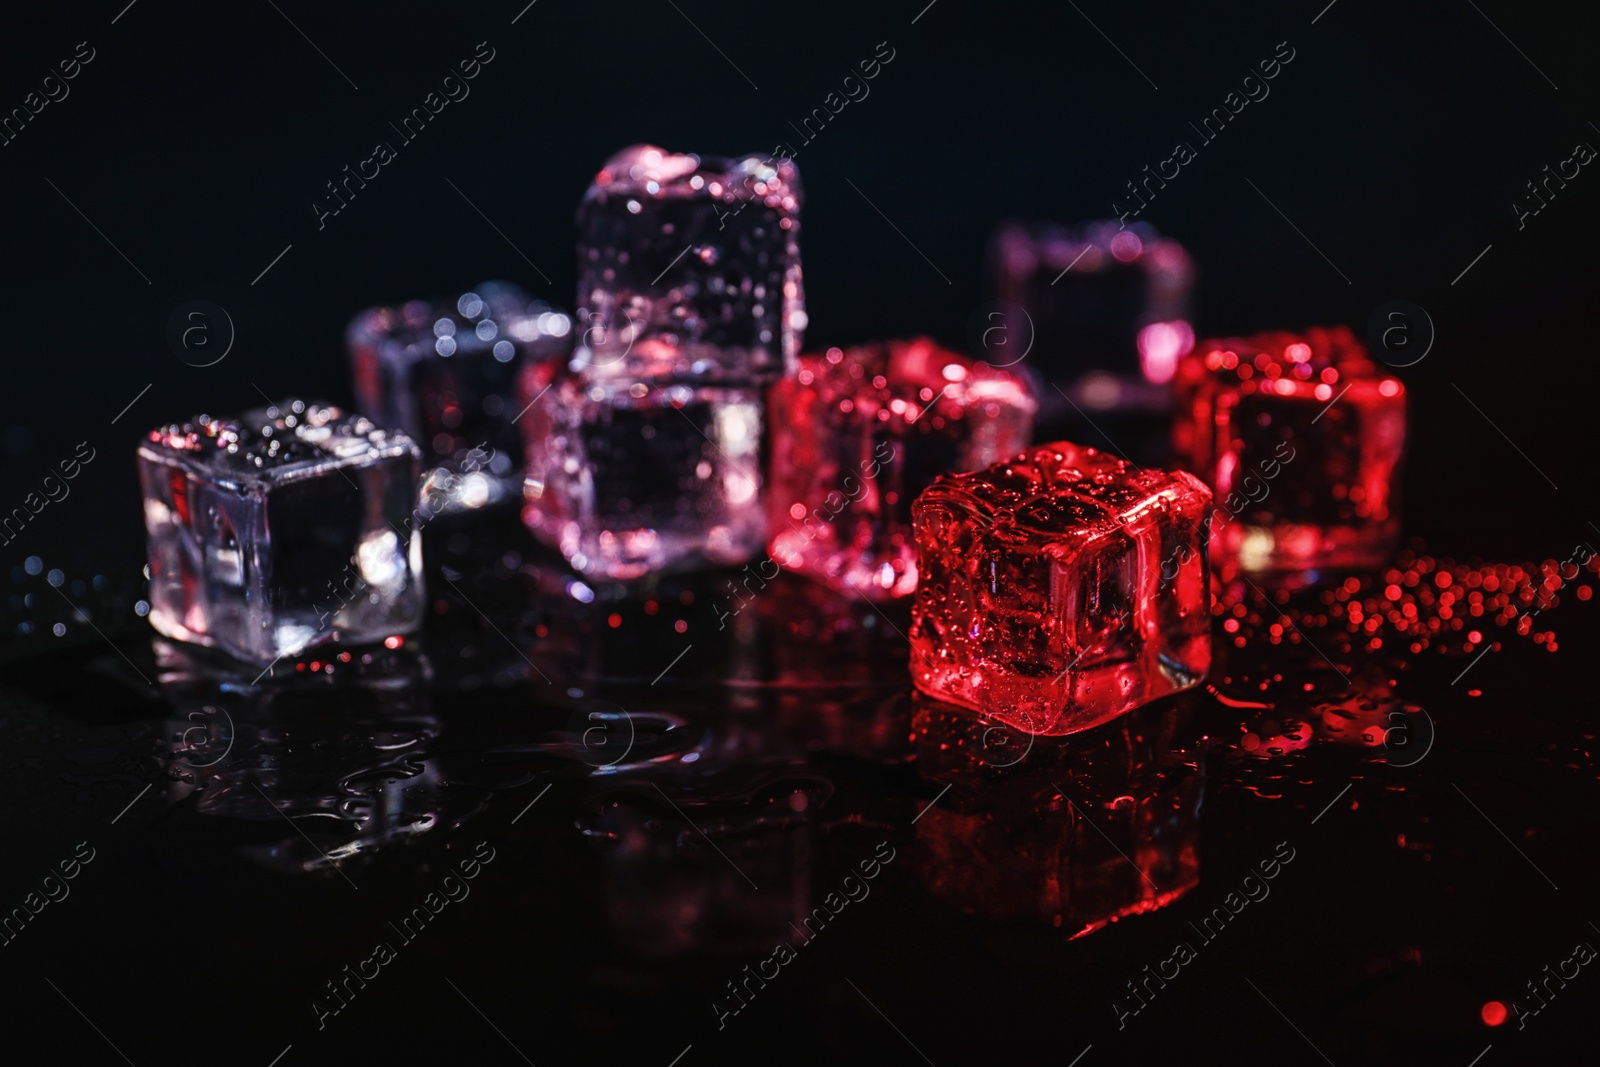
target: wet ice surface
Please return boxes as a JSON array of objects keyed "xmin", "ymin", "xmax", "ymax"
[{"xmin": 4, "ymin": 509, "xmax": 1598, "ymax": 1064}]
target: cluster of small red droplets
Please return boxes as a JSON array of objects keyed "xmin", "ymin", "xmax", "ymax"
[
  {"xmin": 1215, "ymin": 548, "xmax": 1599, "ymax": 656},
  {"xmin": 295, "ymin": 651, "xmax": 357, "ymax": 675}
]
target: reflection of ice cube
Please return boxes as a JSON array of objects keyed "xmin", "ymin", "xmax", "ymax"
[
  {"xmin": 523, "ymin": 378, "xmax": 766, "ymax": 579},
  {"xmin": 910, "ymin": 696, "xmax": 1202, "ymax": 938},
  {"xmin": 347, "ymin": 282, "xmax": 572, "ymax": 513},
  {"xmin": 581, "ymin": 775, "xmax": 825, "ymax": 959},
  {"xmin": 137, "ymin": 401, "xmax": 424, "ymax": 666},
  {"xmin": 575, "ymin": 144, "xmax": 804, "ymax": 384},
  {"xmin": 152, "ymin": 641, "xmax": 448, "ymax": 871}
]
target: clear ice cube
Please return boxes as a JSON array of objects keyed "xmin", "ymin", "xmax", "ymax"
[
  {"xmin": 523, "ymin": 378, "xmax": 765, "ymax": 580},
  {"xmin": 137, "ymin": 401, "xmax": 425, "ymax": 666},
  {"xmin": 521, "ymin": 144, "xmax": 803, "ymax": 577},
  {"xmin": 574, "ymin": 144, "xmax": 804, "ymax": 384},
  {"xmin": 347, "ymin": 282, "xmax": 572, "ymax": 515}
]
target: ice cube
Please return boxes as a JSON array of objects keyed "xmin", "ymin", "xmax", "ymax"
[
  {"xmin": 1172, "ymin": 326, "xmax": 1405, "ymax": 578},
  {"xmin": 767, "ymin": 337, "xmax": 1036, "ymax": 600},
  {"xmin": 137, "ymin": 401, "xmax": 424, "ymax": 666},
  {"xmin": 574, "ymin": 144, "xmax": 803, "ymax": 384},
  {"xmin": 522, "ymin": 378, "xmax": 765, "ymax": 580},
  {"xmin": 987, "ymin": 220, "xmax": 1193, "ymax": 407},
  {"xmin": 347, "ymin": 282, "xmax": 572, "ymax": 515},
  {"xmin": 910, "ymin": 441, "xmax": 1212, "ymax": 734}
]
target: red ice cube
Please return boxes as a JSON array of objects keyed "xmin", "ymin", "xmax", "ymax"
[
  {"xmin": 767, "ymin": 338, "xmax": 1035, "ymax": 600},
  {"xmin": 1173, "ymin": 326, "xmax": 1405, "ymax": 579},
  {"xmin": 910, "ymin": 441, "xmax": 1212, "ymax": 734}
]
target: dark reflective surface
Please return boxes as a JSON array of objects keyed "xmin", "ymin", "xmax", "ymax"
[
  {"xmin": 4, "ymin": 500, "xmax": 1597, "ymax": 1065},
  {"xmin": 7, "ymin": 1, "xmax": 1600, "ymax": 1061}
]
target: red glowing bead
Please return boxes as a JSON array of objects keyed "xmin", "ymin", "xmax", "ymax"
[
  {"xmin": 1481, "ymin": 1001, "xmax": 1507, "ymax": 1027},
  {"xmin": 910, "ymin": 441, "xmax": 1212, "ymax": 734},
  {"xmin": 1172, "ymin": 326, "xmax": 1405, "ymax": 579},
  {"xmin": 768, "ymin": 338, "xmax": 1035, "ymax": 601}
]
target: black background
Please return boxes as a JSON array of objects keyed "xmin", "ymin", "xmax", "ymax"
[
  {"xmin": 2, "ymin": 2, "xmax": 1599, "ymax": 1065},
  {"xmin": 2, "ymin": 0, "xmax": 1597, "ymax": 559}
]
